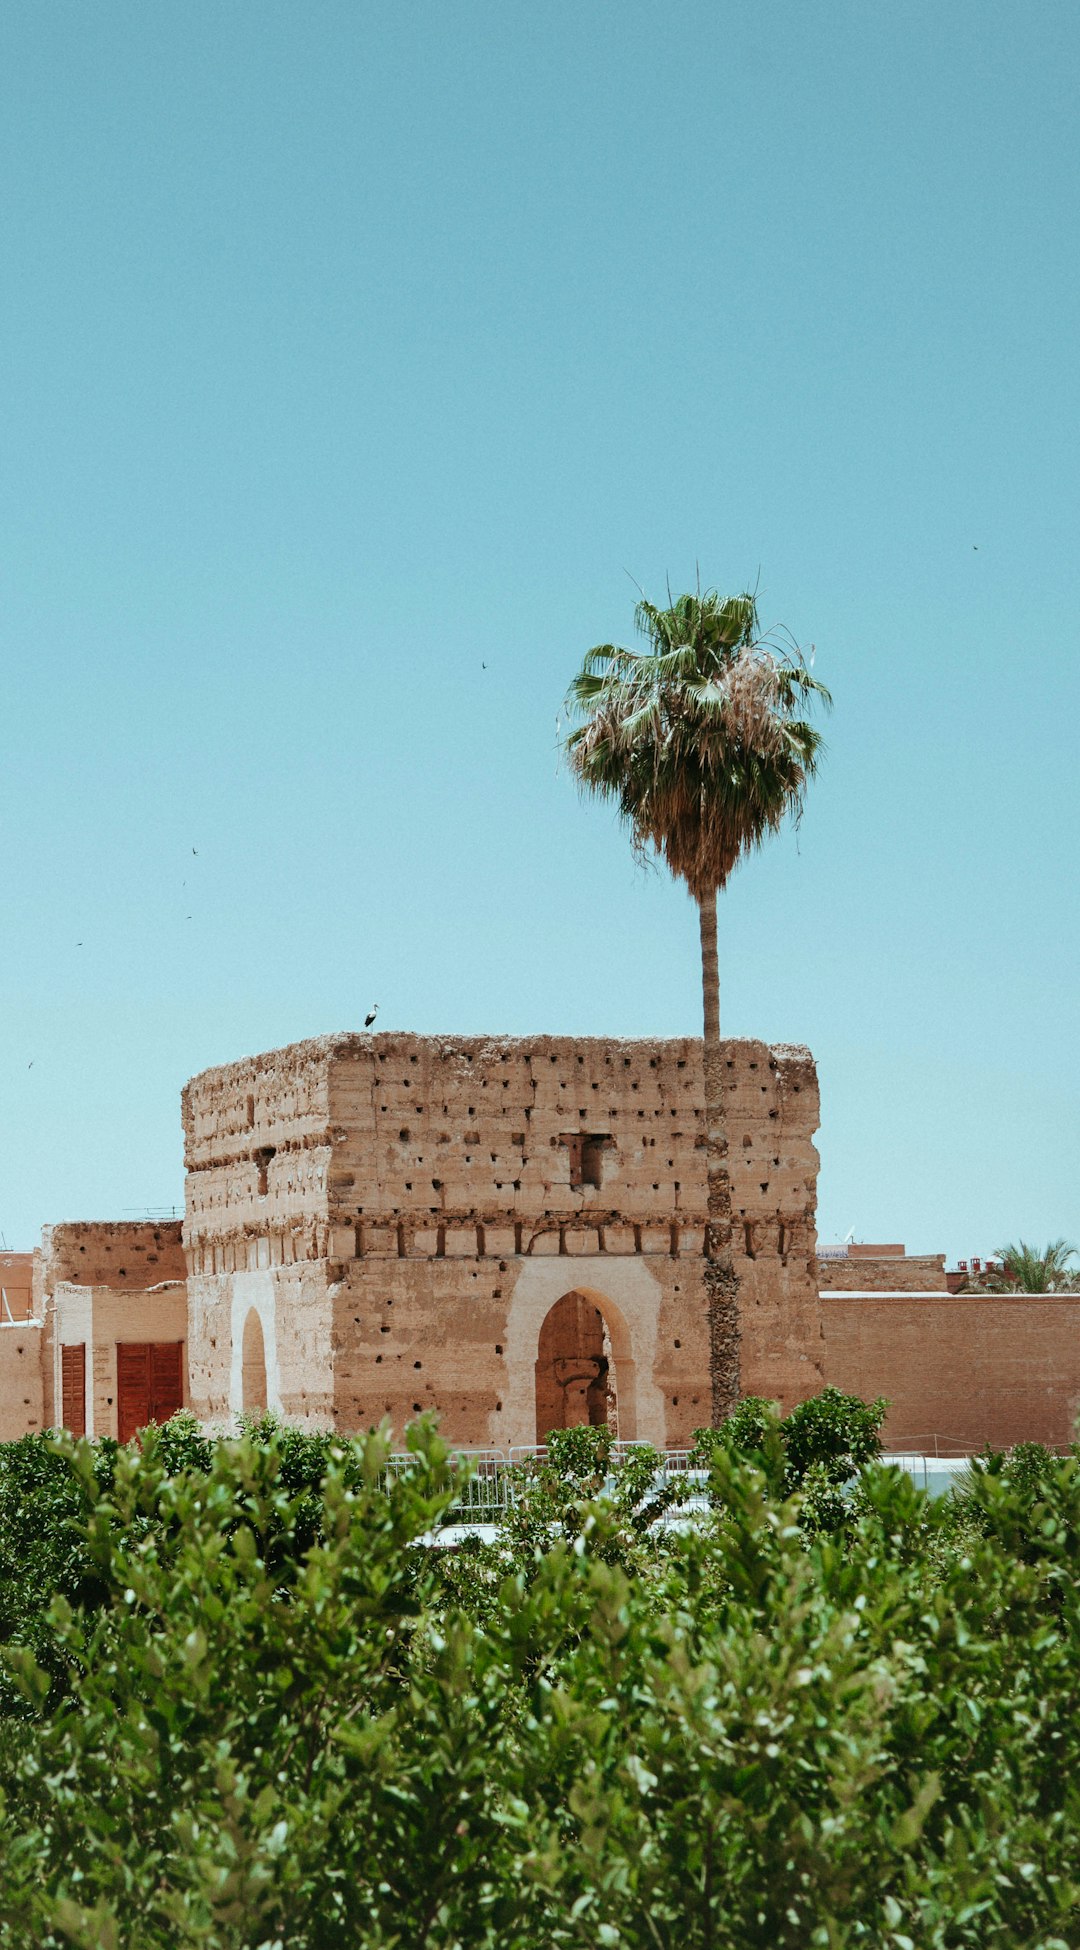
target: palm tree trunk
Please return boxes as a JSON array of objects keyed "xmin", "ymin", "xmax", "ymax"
[{"xmin": 698, "ymin": 888, "xmax": 740, "ymax": 1424}]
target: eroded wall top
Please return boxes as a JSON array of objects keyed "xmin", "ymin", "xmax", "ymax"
[
  {"xmin": 183, "ymin": 1031, "xmax": 819, "ymax": 1269},
  {"xmin": 40, "ymin": 1222, "xmax": 186, "ymax": 1295}
]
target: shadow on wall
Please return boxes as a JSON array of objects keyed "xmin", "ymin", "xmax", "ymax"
[{"xmin": 242, "ymin": 1308, "xmax": 268, "ymax": 1416}]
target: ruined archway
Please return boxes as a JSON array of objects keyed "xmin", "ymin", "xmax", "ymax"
[
  {"xmin": 534, "ymin": 1288, "xmax": 636, "ymax": 1443},
  {"xmin": 241, "ymin": 1307, "xmax": 268, "ymax": 1415}
]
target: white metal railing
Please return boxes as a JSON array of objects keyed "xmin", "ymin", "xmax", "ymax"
[
  {"xmin": 881, "ymin": 1433, "xmax": 983, "ymax": 1458},
  {"xmin": 382, "ymin": 1447, "xmax": 511, "ymax": 1522},
  {"xmin": 382, "ymin": 1441, "xmax": 986, "ymax": 1534},
  {"xmin": 508, "ymin": 1441, "xmax": 699, "ymax": 1470},
  {"xmin": 384, "ymin": 1442, "xmax": 706, "ymax": 1527}
]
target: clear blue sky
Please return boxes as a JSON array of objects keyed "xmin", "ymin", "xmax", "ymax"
[{"xmin": 2, "ymin": 1, "xmax": 1077, "ymax": 1262}]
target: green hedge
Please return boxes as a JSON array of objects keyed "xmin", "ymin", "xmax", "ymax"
[{"xmin": 0, "ymin": 1405, "xmax": 1078, "ymax": 1947}]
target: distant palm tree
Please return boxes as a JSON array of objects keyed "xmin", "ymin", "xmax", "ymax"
[
  {"xmin": 991, "ymin": 1239, "xmax": 1080, "ymax": 1293},
  {"xmin": 563, "ymin": 588, "xmax": 829, "ymax": 1421}
]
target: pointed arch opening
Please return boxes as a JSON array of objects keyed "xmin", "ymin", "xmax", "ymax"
[
  {"xmin": 534, "ymin": 1288, "xmax": 637, "ymax": 1443},
  {"xmin": 241, "ymin": 1307, "xmax": 268, "ymax": 1416}
]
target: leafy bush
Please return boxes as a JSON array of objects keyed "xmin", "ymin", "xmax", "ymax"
[
  {"xmin": 1, "ymin": 1409, "xmax": 1079, "ymax": 1946},
  {"xmin": 691, "ymin": 1384, "xmax": 888, "ymax": 1528},
  {"xmin": 0, "ymin": 1427, "xmax": 118, "ymax": 1714}
]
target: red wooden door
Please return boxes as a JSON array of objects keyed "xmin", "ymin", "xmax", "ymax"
[
  {"xmin": 117, "ymin": 1343, "xmax": 184, "ymax": 1442},
  {"xmin": 61, "ymin": 1343, "xmax": 86, "ymax": 1437}
]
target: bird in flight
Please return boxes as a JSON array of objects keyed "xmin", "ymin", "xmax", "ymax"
[
  {"xmin": 192, "ymin": 847, "xmax": 198, "ymax": 856},
  {"xmin": 364, "ymin": 1005, "xmax": 378, "ymax": 1028}
]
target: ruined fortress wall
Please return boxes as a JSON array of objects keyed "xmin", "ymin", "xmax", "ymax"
[
  {"xmin": 183, "ymin": 1032, "xmax": 824, "ymax": 1443},
  {"xmin": 41, "ymin": 1222, "xmax": 186, "ymax": 1293},
  {"xmin": 328, "ymin": 1254, "xmax": 712, "ymax": 1449},
  {"xmin": 182, "ymin": 1046, "xmax": 335, "ymax": 1268},
  {"xmin": 821, "ymin": 1294, "xmax": 1080, "ymax": 1450},
  {"xmin": 323, "ymin": 1035, "xmax": 818, "ymax": 1251},
  {"xmin": 329, "ymin": 1242, "xmax": 819, "ymax": 1450},
  {"xmin": 817, "ymin": 1254, "xmax": 948, "ymax": 1293}
]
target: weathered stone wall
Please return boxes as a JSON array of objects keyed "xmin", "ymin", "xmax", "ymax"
[
  {"xmin": 0, "ymin": 1325, "xmax": 45, "ymax": 1439},
  {"xmin": 182, "ymin": 1045, "xmax": 335, "ymax": 1270},
  {"xmin": 183, "ymin": 1032, "xmax": 824, "ymax": 1444},
  {"xmin": 817, "ymin": 1254, "xmax": 948, "ymax": 1293},
  {"xmin": 41, "ymin": 1222, "xmax": 186, "ymax": 1293},
  {"xmin": 821, "ymin": 1294, "xmax": 1080, "ymax": 1450}
]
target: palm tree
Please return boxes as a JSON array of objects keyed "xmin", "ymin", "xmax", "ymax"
[
  {"xmin": 988, "ymin": 1239, "xmax": 1080, "ymax": 1293},
  {"xmin": 562, "ymin": 587, "xmax": 829, "ymax": 1422}
]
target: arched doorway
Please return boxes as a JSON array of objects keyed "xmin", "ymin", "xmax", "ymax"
[
  {"xmin": 535, "ymin": 1290, "xmax": 620, "ymax": 1442},
  {"xmin": 241, "ymin": 1308, "xmax": 268, "ymax": 1416}
]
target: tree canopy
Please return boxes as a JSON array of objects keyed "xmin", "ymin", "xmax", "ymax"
[{"xmin": 562, "ymin": 589, "xmax": 830, "ymax": 899}]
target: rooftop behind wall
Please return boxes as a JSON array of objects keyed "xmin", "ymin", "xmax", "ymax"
[
  {"xmin": 0, "ymin": 1252, "xmax": 35, "ymax": 1322},
  {"xmin": 40, "ymin": 1222, "xmax": 187, "ymax": 1295},
  {"xmin": 817, "ymin": 1253, "xmax": 948, "ymax": 1293}
]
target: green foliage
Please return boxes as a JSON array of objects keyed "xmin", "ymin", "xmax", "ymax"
[
  {"xmin": 994, "ymin": 1239, "xmax": 1080, "ymax": 1292},
  {"xmin": 562, "ymin": 588, "xmax": 830, "ymax": 900},
  {"xmin": 692, "ymin": 1385, "xmax": 888, "ymax": 1528},
  {"xmin": 0, "ymin": 1426, "xmax": 118, "ymax": 1714},
  {"xmin": 494, "ymin": 1426, "xmax": 688, "ymax": 1573},
  {"xmin": 1, "ymin": 1409, "xmax": 1080, "ymax": 1946}
]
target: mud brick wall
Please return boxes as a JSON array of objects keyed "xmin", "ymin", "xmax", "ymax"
[
  {"xmin": 0, "ymin": 1325, "xmax": 44, "ymax": 1439},
  {"xmin": 183, "ymin": 1032, "xmax": 825, "ymax": 1444},
  {"xmin": 182, "ymin": 1044, "xmax": 336, "ymax": 1268},
  {"xmin": 41, "ymin": 1222, "xmax": 186, "ymax": 1293},
  {"xmin": 817, "ymin": 1254, "xmax": 948, "ymax": 1293},
  {"xmin": 821, "ymin": 1294, "xmax": 1080, "ymax": 1450}
]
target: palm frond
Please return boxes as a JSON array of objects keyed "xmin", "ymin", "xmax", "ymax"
[
  {"xmin": 562, "ymin": 584, "xmax": 828, "ymax": 899},
  {"xmin": 993, "ymin": 1239, "xmax": 1080, "ymax": 1293}
]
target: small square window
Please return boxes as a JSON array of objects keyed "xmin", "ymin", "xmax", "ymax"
[{"xmin": 563, "ymin": 1133, "xmax": 611, "ymax": 1190}]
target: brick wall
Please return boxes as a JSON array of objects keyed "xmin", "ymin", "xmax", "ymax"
[{"xmin": 821, "ymin": 1293, "xmax": 1080, "ymax": 1450}]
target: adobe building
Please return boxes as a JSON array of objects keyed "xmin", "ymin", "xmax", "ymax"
[
  {"xmin": 182, "ymin": 1032, "xmax": 824, "ymax": 1449},
  {"xmin": 0, "ymin": 1222, "xmax": 188, "ymax": 1444},
  {"xmin": 4, "ymin": 1029, "xmax": 1079, "ymax": 1455}
]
